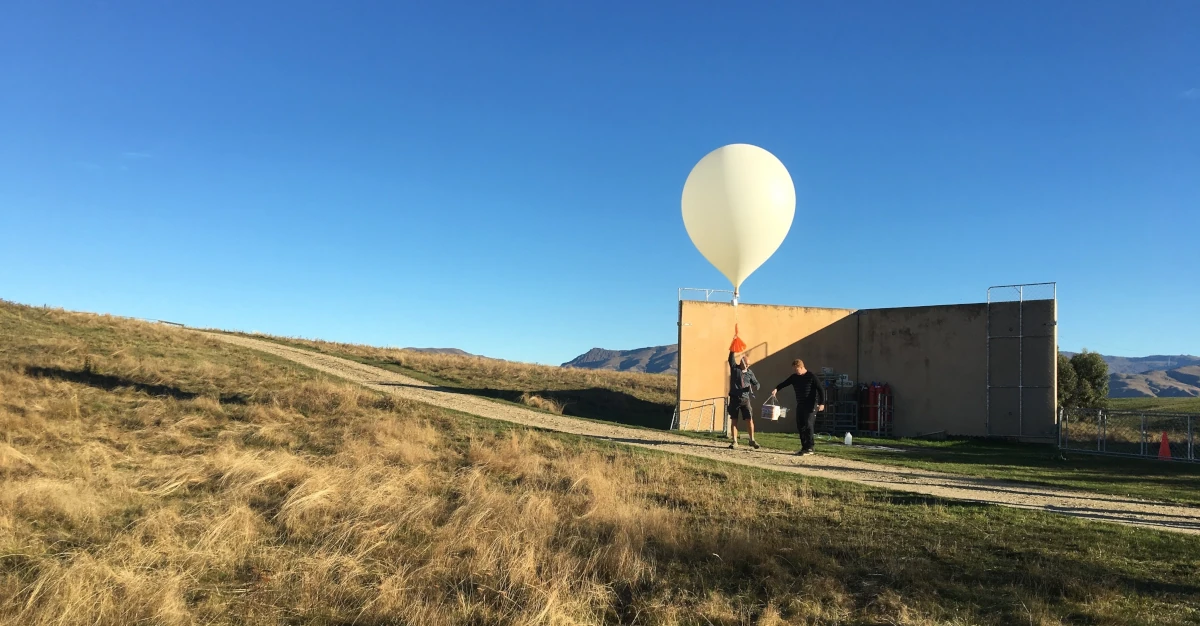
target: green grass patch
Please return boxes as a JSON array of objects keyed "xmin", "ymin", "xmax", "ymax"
[
  {"xmin": 1110, "ymin": 396, "xmax": 1200, "ymax": 413},
  {"xmin": 681, "ymin": 429, "xmax": 1200, "ymax": 506}
]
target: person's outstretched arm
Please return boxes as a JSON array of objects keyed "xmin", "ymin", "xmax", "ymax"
[
  {"xmin": 728, "ymin": 350, "xmax": 737, "ymax": 369},
  {"xmin": 772, "ymin": 374, "xmax": 797, "ymax": 395}
]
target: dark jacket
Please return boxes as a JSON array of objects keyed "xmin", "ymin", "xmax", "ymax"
[
  {"xmin": 728, "ymin": 351, "xmax": 760, "ymax": 398},
  {"xmin": 774, "ymin": 371, "xmax": 826, "ymax": 414}
]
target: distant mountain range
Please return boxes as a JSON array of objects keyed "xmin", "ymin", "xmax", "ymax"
[
  {"xmin": 1060, "ymin": 352, "xmax": 1200, "ymax": 398},
  {"xmin": 561, "ymin": 345, "xmax": 679, "ymax": 375},
  {"xmin": 557, "ymin": 346, "xmax": 1199, "ymax": 397},
  {"xmin": 404, "ymin": 347, "xmax": 476, "ymax": 357},
  {"xmin": 1109, "ymin": 367, "xmax": 1200, "ymax": 398},
  {"xmin": 1059, "ymin": 353, "xmax": 1200, "ymax": 375}
]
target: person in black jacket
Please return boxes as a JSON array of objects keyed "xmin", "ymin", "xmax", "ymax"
[
  {"xmin": 727, "ymin": 350, "xmax": 761, "ymax": 449},
  {"xmin": 771, "ymin": 358, "xmax": 826, "ymax": 455}
]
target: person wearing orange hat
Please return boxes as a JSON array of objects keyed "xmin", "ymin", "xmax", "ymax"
[{"xmin": 727, "ymin": 350, "xmax": 761, "ymax": 449}]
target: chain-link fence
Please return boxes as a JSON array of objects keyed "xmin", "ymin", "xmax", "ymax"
[{"xmin": 1060, "ymin": 408, "xmax": 1197, "ymax": 462}]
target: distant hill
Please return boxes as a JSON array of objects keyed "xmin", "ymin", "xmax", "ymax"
[
  {"xmin": 404, "ymin": 347, "xmax": 476, "ymax": 357},
  {"xmin": 1059, "ymin": 353, "xmax": 1200, "ymax": 375},
  {"xmin": 1060, "ymin": 352, "xmax": 1200, "ymax": 398},
  {"xmin": 562, "ymin": 345, "xmax": 678, "ymax": 375},
  {"xmin": 1109, "ymin": 366, "xmax": 1200, "ymax": 398}
]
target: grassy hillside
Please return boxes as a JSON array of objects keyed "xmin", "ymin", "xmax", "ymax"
[
  {"xmin": 4, "ymin": 301, "xmax": 1200, "ymax": 625},
  {"xmin": 243, "ymin": 333, "xmax": 678, "ymax": 429},
  {"xmin": 235, "ymin": 333, "xmax": 1200, "ymax": 506},
  {"xmin": 261, "ymin": 336, "xmax": 1200, "ymax": 424}
]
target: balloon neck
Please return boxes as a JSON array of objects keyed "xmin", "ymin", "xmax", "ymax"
[{"xmin": 732, "ymin": 288, "xmax": 739, "ymax": 307}]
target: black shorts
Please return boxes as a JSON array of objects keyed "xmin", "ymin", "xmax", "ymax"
[{"xmin": 728, "ymin": 395, "xmax": 752, "ymax": 421}]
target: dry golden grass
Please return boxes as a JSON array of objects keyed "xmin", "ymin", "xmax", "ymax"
[
  {"xmin": 3, "ymin": 301, "xmax": 1200, "ymax": 625},
  {"xmin": 520, "ymin": 392, "xmax": 566, "ymax": 414}
]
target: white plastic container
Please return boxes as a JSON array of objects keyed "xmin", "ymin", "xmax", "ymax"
[
  {"xmin": 844, "ymin": 432, "xmax": 853, "ymax": 446},
  {"xmin": 760, "ymin": 398, "xmax": 787, "ymax": 421}
]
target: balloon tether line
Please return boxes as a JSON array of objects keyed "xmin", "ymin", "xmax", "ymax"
[{"xmin": 729, "ymin": 288, "xmax": 747, "ymax": 354}]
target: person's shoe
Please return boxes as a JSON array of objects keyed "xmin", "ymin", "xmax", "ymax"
[
  {"xmin": 749, "ymin": 439, "xmax": 761, "ymax": 450},
  {"xmin": 729, "ymin": 441, "xmax": 737, "ymax": 449},
  {"xmin": 800, "ymin": 448, "xmax": 816, "ymax": 456}
]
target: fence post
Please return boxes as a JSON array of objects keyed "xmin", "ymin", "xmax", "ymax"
[
  {"xmin": 1058, "ymin": 408, "xmax": 1065, "ymax": 449},
  {"xmin": 1189, "ymin": 416, "xmax": 1194, "ymax": 462},
  {"xmin": 1140, "ymin": 414, "xmax": 1147, "ymax": 457},
  {"xmin": 1098, "ymin": 409, "xmax": 1105, "ymax": 452}
]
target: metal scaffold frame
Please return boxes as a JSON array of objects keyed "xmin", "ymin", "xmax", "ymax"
[{"xmin": 986, "ymin": 282, "xmax": 1056, "ymax": 437}]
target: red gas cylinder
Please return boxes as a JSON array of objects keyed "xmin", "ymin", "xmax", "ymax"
[
  {"xmin": 858, "ymin": 384, "xmax": 869, "ymax": 427},
  {"xmin": 864, "ymin": 383, "xmax": 880, "ymax": 431},
  {"xmin": 880, "ymin": 384, "xmax": 893, "ymax": 429}
]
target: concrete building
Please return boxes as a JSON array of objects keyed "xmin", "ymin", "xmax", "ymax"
[{"xmin": 675, "ymin": 291, "xmax": 1056, "ymax": 440}]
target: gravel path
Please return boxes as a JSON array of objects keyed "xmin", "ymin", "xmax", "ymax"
[{"xmin": 212, "ymin": 332, "xmax": 1200, "ymax": 535}]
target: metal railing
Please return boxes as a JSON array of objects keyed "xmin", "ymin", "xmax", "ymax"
[
  {"xmin": 670, "ymin": 397, "xmax": 729, "ymax": 433},
  {"xmin": 678, "ymin": 288, "xmax": 736, "ymax": 302},
  {"xmin": 1060, "ymin": 408, "xmax": 1197, "ymax": 462}
]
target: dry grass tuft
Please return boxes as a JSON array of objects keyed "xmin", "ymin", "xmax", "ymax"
[
  {"xmin": 0, "ymin": 443, "xmax": 40, "ymax": 477},
  {"xmin": 520, "ymin": 391, "xmax": 566, "ymax": 414}
]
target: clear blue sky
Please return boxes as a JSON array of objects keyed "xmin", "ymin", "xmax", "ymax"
[{"xmin": 1, "ymin": 1, "xmax": 1197, "ymax": 364}]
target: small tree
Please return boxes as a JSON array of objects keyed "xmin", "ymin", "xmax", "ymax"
[
  {"xmin": 1069, "ymin": 349, "xmax": 1109, "ymax": 408},
  {"xmin": 1057, "ymin": 353, "xmax": 1078, "ymax": 409}
]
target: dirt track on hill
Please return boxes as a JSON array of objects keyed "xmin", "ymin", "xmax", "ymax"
[{"xmin": 210, "ymin": 332, "xmax": 1200, "ymax": 535}]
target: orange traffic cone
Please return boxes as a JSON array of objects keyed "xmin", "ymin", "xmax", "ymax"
[
  {"xmin": 1159, "ymin": 431, "xmax": 1171, "ymax": 460},
  {"xmin": 729, "ymin": 324, "xmax": 747, "ymax": 353}
]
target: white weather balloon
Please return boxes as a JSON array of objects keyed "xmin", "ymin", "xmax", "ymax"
[{"xmin": 681, "ymin": 143, "xmax": 795, "ymax": 294}]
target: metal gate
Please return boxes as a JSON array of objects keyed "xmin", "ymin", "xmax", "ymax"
[
  {"xmin": 670, "ymin": 397, "xmax": 729, "ymax": 433},
  {"xmin": 1060, "ymin": 408, "xmax": 1197, "ymax": 462},
  {"xmin": 986, "ymin": 283, "xmax": 1057, "ymax": 438}
]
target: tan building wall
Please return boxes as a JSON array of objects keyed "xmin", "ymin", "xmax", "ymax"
[
  {"xmin": 677, "ymin": 299, "xmax": 1057, "ymax": 439},
  {"xmin": 678, "ymin": 301, "xmax": 856, "ymax": 435}
]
